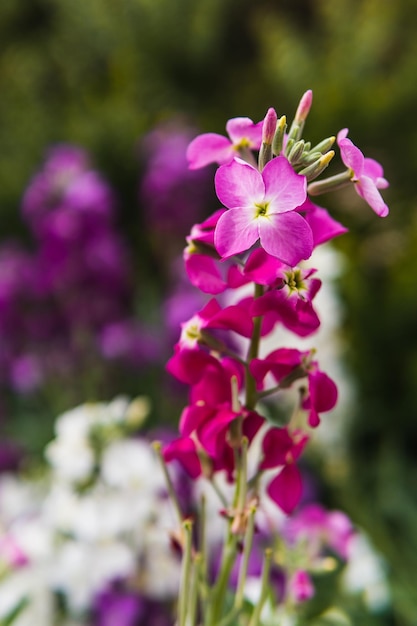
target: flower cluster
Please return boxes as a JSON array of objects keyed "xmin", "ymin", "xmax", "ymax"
[
  {"xmin": 0, "ymin": 398, "xmax": 180, "ymax": 625},
  {"xmin": 161, "ymin": 91, "xmax": 389, "ymax": 624}
]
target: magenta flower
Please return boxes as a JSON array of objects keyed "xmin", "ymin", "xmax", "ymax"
[
  {"xmin": 250, "ymin": 348, "xmax": 338, "ymax": 427},
  {"xmin": 337, "ymin": 129, "xmax": 389, "ymax": 217},
  {"xmin": 186, "ymin": 117, "xmax": 263, "ymax": 169},
  {"xmin": 214, "ymin": 157, "xmax": 313, "ymax": 265},
  {"xmin": 300, "ymin": 198, "xmax": 348, "ymax": 246}
]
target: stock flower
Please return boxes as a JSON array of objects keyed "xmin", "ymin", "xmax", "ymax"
[
  {"xmin": 166, "ymin": 299, "xmax": 253, "ymax": 384},
  {"xmin": 300, "ymin": 198, "xmax": 348, "ymax": 246},
  {"xmin": 214, "ymin": 157, "xmax": 313, "ymax": 265},
  {"xmin": 337, "ymin": 129, "xmax": 389, "ymax": 217},
  {"xmin": 186, "ymin": 117, "xmax": 263, "ymax": 169},
  {"xmin": 250, "ymin": 348, "xmax": 338, "ymax": 427}
]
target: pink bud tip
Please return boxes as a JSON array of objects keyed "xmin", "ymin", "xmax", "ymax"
[
  {"xmin": 295, "ymin": 90, "xmax": 313, "ymax": 123},
  {"xmin": 262, "ymin": 107, "xmax": 278, "ymax": 144}
]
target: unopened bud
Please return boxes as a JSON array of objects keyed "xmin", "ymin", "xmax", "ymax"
[
  {"xmin": 272, "ymin": 115, "xmax": 287, "ymax": 155},
  {"xmin": 295, "ymin": 89, "xmax": 313, "ymax": 124},
  {"xmin": 288, "ymin": 140, "xmax": 305, "ymax": 165},
  {"xmin": 298, "ymin": 150, "xmax": 335, "ymax": 182},
  {"xmin": 258, "ymin": 142, "xmax": 272, "ymax": 171},
  {"xmin": 310, "ymin": 135, "xmax": 336, "ymax": 154},
  {"xmin": 262, "ymin": 107, "xmax": 277, "ymax": 144},
  {"xmin": 300, "ymin": 150, "xmax": 322, "ymax": 166}
]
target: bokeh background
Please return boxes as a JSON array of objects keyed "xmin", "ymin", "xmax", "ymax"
[{"xmin": 1, "ymin": 0, "xmax": 417, "ymax": 623}]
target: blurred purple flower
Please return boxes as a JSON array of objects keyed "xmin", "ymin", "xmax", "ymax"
[{"xmin": 139, "ymin": 122, "xmax": 214, "ymax": 242}]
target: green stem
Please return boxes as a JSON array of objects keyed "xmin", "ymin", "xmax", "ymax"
[
  {"xmin": 248, "ymin": 549, "xmax": 273, "ymax": 626},
  {"xmin": 188, "ymin": 553, "xmax": 201, "ymax": 626},
  {"xmin": 179, "ymin": 519, "xmax": 194, "ymax": 626},
  {"xmin": 205, "ymin": 530, "xmax": 239, "ymax": 626},
  {"xmin": 152, "ymin": 441, "xmax": 184, "ymax": 525},
  {"xmin": 235, "ymin": 505, "xmax": 257, "ymax": 609}
]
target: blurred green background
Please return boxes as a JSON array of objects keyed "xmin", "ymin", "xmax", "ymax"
[{"xmin": 1, "ymin": 0, "xmax": 417, "ymax": 623}]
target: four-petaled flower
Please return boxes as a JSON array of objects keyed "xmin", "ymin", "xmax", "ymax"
[{"xmin": 214, "ymin": 157, "xmax": 313, "ymax": 265}]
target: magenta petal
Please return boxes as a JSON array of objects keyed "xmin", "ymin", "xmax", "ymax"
[
  {"xmin": 258, "ymin": 212, "xmax": 313, "ymax": 266},
  {"xmin": 262, "ymin": 157, "xmax": 307, "ymax": 213},
  {"xmin": 267, "ymin": 464, "xmax": 303, "ymax": 515},
  {"xmin": 308, "ymin": 370, "xmax": 338, "ymax": 412},
  {"xmin": 303, "ymin": 204, "xmax": 348, "ymax": 246},
  {"xmin": 215, "ymin": 159, "xmax": 264, "ymax": 208},
  {"xmin": 166, "ymin": 348, "xmax": 218, "ymax": 384},
  {"xmin": 260, "ymin": 427, "xmax": 293, "ymax": 469},
  {"xmin": 179, "ymin": 404, "xmax": 213, "ymax": 437},
  {"xmin": 163, "ymin": 437, "xmax": 202, "ymax": 479},
  {"xmin": 356, "ymin": 176, "xmax": 389, "ymax": 217},
  {"xmin": 215, "ymin": 207, "xmax": 259, "ymax": 258},
  {"xmin": 198, "ymin": 407, "xmax": 237, "ymax": 457},
  {"xmin": 208, "ymin": 303, "xmax": 253, "ymax": 337},
  {"xmin": 338, "ymin": 138, "xmax": 364, "ymax": 176},
  {"xmin": 244, "ymin": 248, "xmax": 285, "ymax": 285},
  {"xmin": 185, "ymin": 254, "xmax": 227, "ymax": 294},
  {"xmin": 186, "ymin": 133, "xmax": 234, "ymax": 169}
]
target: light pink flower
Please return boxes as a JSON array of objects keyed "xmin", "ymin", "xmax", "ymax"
[
  {"xmin": 214, "ymin": 157, "xmax": 312, "ymax": 265},
  {"xmin": 186, "ymin": 117, "xmax": 263, "ymax": 169},
  {"xmin": 337, "ymin": 129, "xmax": 389, "ymax": 217}
]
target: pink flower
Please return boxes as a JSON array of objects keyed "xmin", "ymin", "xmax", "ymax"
[
  {"xmin": 186, "ymin": 117, "xmax": 263, "ymax": 169},
  {"xmin": 288, "ymin": 570, "xmax": 315, "ymax": 603},
  {"xmin": 337, "ymin": 129, "xmax": 389, "ymax": 217},
  {"xmin": 166, "ymin": 299, "xmax": 253, "ymax": 384},
  {"xmin": 250, "ymin": 348, "xmax": 338, "ymax": 427},
  {"xmin": 214, "ymin": 157, "xmax": 312, "ymax": 265}
]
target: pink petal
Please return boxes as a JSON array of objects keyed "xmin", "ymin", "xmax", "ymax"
[
  {"xmin": 186, "ymin": 133, "xmax": 234, "ymax": 169},
  {"xmin": 302, "ymin": 201, "xmax": 348, "ymax": 246},
  {"xmin": 226, "ymin": 117, "xmax": 263, "ymax": 147},
  {"xmin": 356, "ymin": 176, "xmax": 389, "ymax": 217},
  {"xmin": 262, "ymin": 157, "xmax": 307, "ymax": 213},
  {"xmin": 243, "ymin": 248, "xmax": 285, "ymax": 285},
  {"xmin": 362, "ymin": 157, "xmax": 386, "ymax": 185},
  {"xmin": 215, "ymin": 159, "xmax": 264, "ymax": 209},
  {"xmin": 198, "ymin": 407, "xmax": 237, "ymax": 457},
  {"xmin": 185, "ymin": 254, "xmax": 227, "ymax": 294},
  {"xmin": 258, "ymin": 212, "xmax": 313, "ymax": 266},
  {"xmin": 215, "ymin": 207, "xmax": 260, "ymax": 258},
  {"xmin": 338, "ymin": 138, "xmax": 364, "ymax": 176},
  {"xmin": 208, "ymin": 303, "xmax": 254, "ymax": 337},
  {"xmin": 163, "ymin": 437, "xmax": 202, "ymax": 479},
  {"xmin": 260, "ymin": 427, "xmax": 293, "ymax": 469},
  {"xmin": 267, "ymin": 464, "xmax": 303, "ymax": 515},
  {"xmin": 179, "ymin": 404, "xmax": 213, "ymax": 437},
  {"xmin": 308, "ymin": 370, "xmax": 338, "ymax": 413},
  {"xmin": 166, "ymin": 348, "xmax": 218, "ymax": 384}
]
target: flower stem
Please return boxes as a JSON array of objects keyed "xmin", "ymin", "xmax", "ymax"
[
  {"xmin": 248, "ymin": 549, "xmax": 273, "ymax": 626},
  {"xmin": 179, "ymin": 519, "xmax": 194, "ymax": 626},
  {"xmin": 152, "ymin": 441, "xmax": 184, "ymax": 526},
  {"xmin": 245, "ymin": 283, "xmax": 264, "ymax": 410},
  {"xmin": 235, "ymin": 504, "xmax": 257, "ymax": 609}
]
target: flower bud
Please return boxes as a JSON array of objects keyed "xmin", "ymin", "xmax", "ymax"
[
  {"xmin": 295, "ymin": 89, "xmax": 313, "ymax": 124},
  {"xmin": 262, "ymin": 107, "xmax": 277, "ymax": 144},
  {"xmin": 272, "ymin": 115, "xmax": 287, "ymax": 155},
  {"xmin": 310, "ymin": 135, "xmax": 336, "ymax": 154},
  {"xmin": 298, "ymin": 150, "xmax": 335, "ymax": 182},
  {"xmin": 288, "ymin": 140, "xmax": 305, "ymax": 165}
]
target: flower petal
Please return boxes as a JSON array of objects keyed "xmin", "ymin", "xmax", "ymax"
[
  {"xmin": 215, "ymin": 207, "xmax": 260, "ymax": 258},
  {"xmin": 267, "ymin": 464, "xmax": 303, "ymax": 515},
  {"xmin": 215, "ymin": 160, "xmax": 264, "ymax": 208},
  {"xmin": 338, "ymin": 138, "xmax": 364, "ymax": 176},
  {"xmin": 258, "ymin": 212, "xmax": 313, "ymax": 266},
  {"xmin": 226, "ymin": 117, "xmax": 263, "ymax": 147},
  {"xmin": 187, "ymin": 133, "xmax": 234, "ymax": 169},
  {"xmin": 262, "ymin": 157, "xmax": 307, "ymax": 213},
  {"xmin": 356, "ymin": 176, "xmax": 389, "ymax": 217}
]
